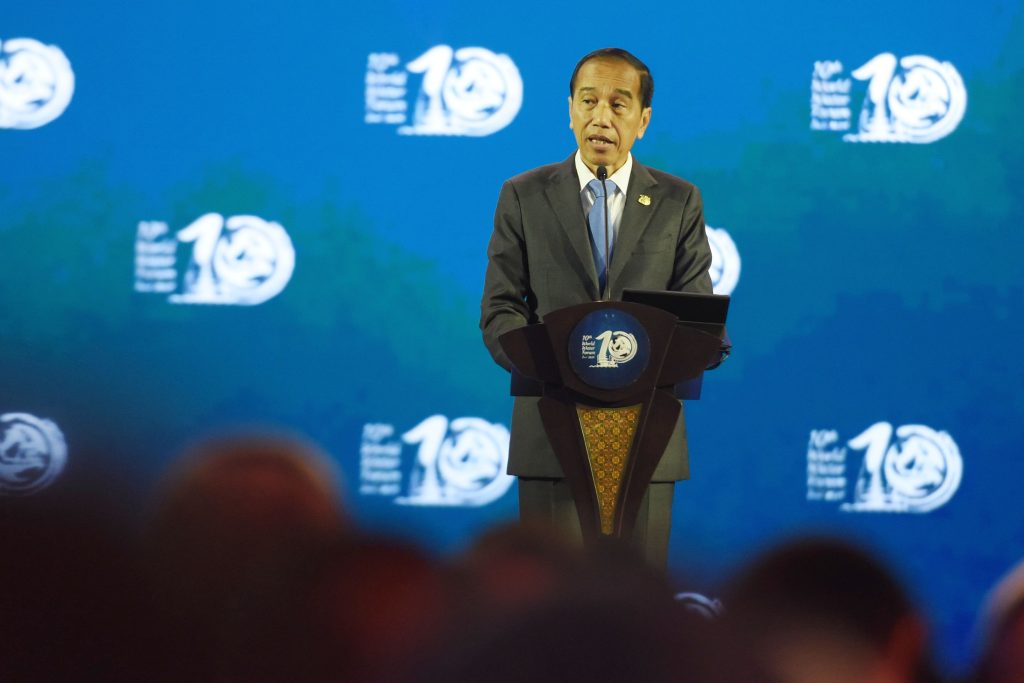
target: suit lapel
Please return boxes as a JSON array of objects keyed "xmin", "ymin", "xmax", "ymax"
[
  {"xmin": 544, "ymin": 156, "xmax": 599, "ymax": 296},
  {"xmin": 610, "ymin": 161, "xmax": 658, "ymax": 284}
]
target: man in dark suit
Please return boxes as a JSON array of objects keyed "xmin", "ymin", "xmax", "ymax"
[{"xmin": 480, "ymin": 48, "xmax": 713, "ymax": 568}]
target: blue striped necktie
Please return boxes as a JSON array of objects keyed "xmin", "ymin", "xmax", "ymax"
[{"xmin": 586, "ymin": 178, "xmax": 617, "ymax": 292}]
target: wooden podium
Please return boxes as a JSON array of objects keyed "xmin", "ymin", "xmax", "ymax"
[{"xmin": 499, "ymin": 300, "xmax": 722, "ymax": 542}]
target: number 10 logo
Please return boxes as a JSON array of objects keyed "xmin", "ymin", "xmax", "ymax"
[
  {"xmin": 845, "ymin": 422, "xmax": 962, "ymax": 512},
  {"xmin": 170, "ymin": 213, "xmax": 295, "ymax": 306},
  {"xmin": 400, "ymin": 45, "xmax": 522, "ymax": 137},
  {"xmin": 846, "ymin": 53, "xmax": 966, "ymax": 143}
]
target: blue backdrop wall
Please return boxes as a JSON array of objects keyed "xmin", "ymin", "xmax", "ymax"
[{"xmin": 3, "ymin": 0, "xmax": 1023, "ymax": 672}]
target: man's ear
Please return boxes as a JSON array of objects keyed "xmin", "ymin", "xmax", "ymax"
[
  {"xmin": 568, "ymin": 95, "xmax": 574, "ymax": 129},
  {"xmin": 637, "ymin": 107, "xmax": 652, "ymax": 139}
]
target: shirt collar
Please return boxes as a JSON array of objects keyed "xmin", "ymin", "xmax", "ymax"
[{"xmin": 575, "ymin": 150, "xmax": 632, "ymax": 196}]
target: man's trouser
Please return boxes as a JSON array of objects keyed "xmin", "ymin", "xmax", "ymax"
[{"xmin": 517, "ymin": 477, "xmax": 675, "ymax": 570}]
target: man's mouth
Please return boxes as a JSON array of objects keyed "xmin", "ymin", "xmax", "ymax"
[{"xmin": 587, "ymin": 135, "xmax": 615, "ymax": 149}]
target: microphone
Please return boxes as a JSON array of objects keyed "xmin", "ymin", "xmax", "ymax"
[{"xmin": 596, "ymin": 165, "xmax": 610, "ymax": 300}]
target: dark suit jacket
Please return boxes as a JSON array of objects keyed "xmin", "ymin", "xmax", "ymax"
[{"xmin": 480, "ymin": 154, "xmax": 713, "ymax": 480}]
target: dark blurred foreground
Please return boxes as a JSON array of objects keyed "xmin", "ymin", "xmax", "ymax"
[{"xmin": 2, "ymin": 435, "xmax": 1021, "ymax": 683}]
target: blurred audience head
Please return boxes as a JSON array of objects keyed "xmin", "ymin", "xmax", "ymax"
[
  {"xmin": 149, "ymin": 432, "xmax": 345, "ymax": 575},
  {"xmin": 442, "ymin": 534, "xmax": 679, "ymax": 683},
  {"xmin": 147, "ymin": 432, "xmax": 347, "ymax": 682},
  {"xmin": 439, "ymin": 591, "xmax": 684, "ymax": 683},
  {"xmin": 974, "ymin": 559, "xmax": 1024, "ymax": 683},
  {"xmin": 723, "ymin": 536, "xmax": 935, "ymax": 683},
  {"xmin": 455, "ymin": 520, "xmax": 583, "ymax": 616},
  {"xmin": 305, "ymin": 535, "xmax": 450, "ymax": 683},
  {"xmin": 152, "ymin": 431, "xmax": 344, "ymax": 533},
  {"xmin": 0, "ymin": 476, "xmax": 151, "ymax": 682},
  {"xmin": 439, "ymin": 527, "xmax": 770, "ymax": 683},
  {"xmin": 8, "ymin": 440, "xmax": 998, "ymax": 683}
]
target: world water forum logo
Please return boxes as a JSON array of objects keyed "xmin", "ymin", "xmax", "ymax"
[
  {"xmin": 811, "ymin": 53, "xmax": 966, "ymax": 143},
  {"xmin": 705, "ymin": 225, "xmax": 741, "ymax": 296},
  {"xmin": 365, "ymin": 45, "xmax": 522, "ymax": 136},
  {"xmin": 0, "ymin": 413, "xmax": 67, "ymax": 495},
  {"xmin": 570, "ymin": 309, "xmax": 651, "ymax": 390},
  {"xmin": 0, "ymin": 37, "xmax": 74, "ymax": 129},
  {"xmin": 807, "ymin": 422, "xmax": 962, "ymax": 513},
  {"xmin": 360, "ymin": 415, "xmax": 514, "ymax": 507},
  {"xmin": 135, "ymin": 213, "xmax": 295, "ymax": 305}
]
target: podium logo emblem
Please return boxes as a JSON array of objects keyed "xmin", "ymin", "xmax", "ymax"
[
  {"xmin": 807, "ymin": 422, "xmax": 962, "ymax": 513},
  {"xmin": 0, "ymin": 413, "xmax": 67, "ymax": 495},
  {"xmin": 0, "ymin": 37, "xmax": 75, "ymax": 129},
  {"xmin": 570, "ymin": 309, "xmax": 650, "ymax": 390},
  {"xmin": 593, "ymin": 330, "xmax": 638, "ymax": 368}
]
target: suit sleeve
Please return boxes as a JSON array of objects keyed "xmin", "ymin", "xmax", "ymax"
[
  {"xmin": 668, "ymin": 184, "xmax": 713, "ymax": 295},
  {"xmin": 480, "ymin": 180, "xmax": 531, "ymax": 372},
  {"xmin": 670, "ymin": 183, "xmax": 731, "ymax": 367}
]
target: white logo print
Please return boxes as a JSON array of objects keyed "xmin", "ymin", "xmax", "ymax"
[
  {"xmin": 674, "ymin": 593, "xmax": 725, "ymax": 619},
  {"xmin": 845, "ymin": 422, "xmax": 962, "ymax": 512},
  {"xmin": 705, "ymin": 225, "xmax": 741, "ymax": 296},
  {"xmin": 0, "ymin": 38, "xmax": 75, "ymax": 129},
  {"xmin": 359, "ymin": 416, "xmax": 514, "ymax": 507},
  {"xmin": 365, "ymin": 45, "xmax": 522, "ymax": 137},
  {"xmin": 591, "ymin": 330, "xmax": 637, "ymax": 368},
  {"xmin": 811, "ymin": 54, "xmax": 966, "ymax": 143},
  {"xmin": 134, "ymin": 214, "xmax": 295, "ymax": 305},
  {"xmin": 0, "ymin": 413, "xmax": 67, "ymax": 495},
  {"xmin": 581, "ymin": 331, "xmax": 639, "ymax": 368},
  {"xmin": 807, "ymin": 422, "xmax": 962, "ymax": 513}
]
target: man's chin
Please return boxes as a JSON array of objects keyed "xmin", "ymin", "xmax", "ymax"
[{"xmin": 581, "ymin": 151, "xmax": 621, "ymax": 173}]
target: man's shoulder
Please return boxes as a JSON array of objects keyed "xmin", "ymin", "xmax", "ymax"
[
  {"xmin": 639, "ymin": 162, "xmax": 699, "ymax": 195},
  {"xmin": 498, "ymin": 156, "xmax": 700, "ymax": 199},
  {"xmin": 504, "ymin": 156, "xmax": 574, "ymax": 190}
]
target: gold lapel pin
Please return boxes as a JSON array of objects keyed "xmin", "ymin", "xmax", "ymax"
[{"xmin": 638, "ymin": 194, "xmax": 651, "ymax": 206}]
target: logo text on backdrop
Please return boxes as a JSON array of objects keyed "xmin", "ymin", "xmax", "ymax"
[
  {"xmin": 135, "ymin": 213, "xmax": 295, "ymax": 305},
  {"xmin": 365, "ymin": 46, "xmax": 522, "ymax": 137},
  {"xmin": 811, "ymin": 54, "xmax": 966, "ymax": 143},
  {"xmin": 807, "ymin": 422, "xmax": 962, "ymax": 513},
  {"xmin": 0, "ymin": 37, "xmax": 74, "ymax": 129},
  {"xmin": 0, "ymin": 413, "xmax": 67, "ymax": 495},
  {"xmin": 706, "ymin": 225, "xmax": 741, "ymax": 296},
  {"xmin": 360, "ymin": 416, "xmax": 513, "ymax": 507}
]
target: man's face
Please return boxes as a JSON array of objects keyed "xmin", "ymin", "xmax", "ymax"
[{"xmin": 569, "ymin": 57, "xmax": 651, "ymax": 175}]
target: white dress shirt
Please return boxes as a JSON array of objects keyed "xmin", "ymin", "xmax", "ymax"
[{"xmin": 575, "ymin": 150, "xmax": 632, "ymax": 250}]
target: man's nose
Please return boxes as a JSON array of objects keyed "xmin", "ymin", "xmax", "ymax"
[{"xmin": 592, "ymin": 100, "xmax": 613, "ymax": 125}]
